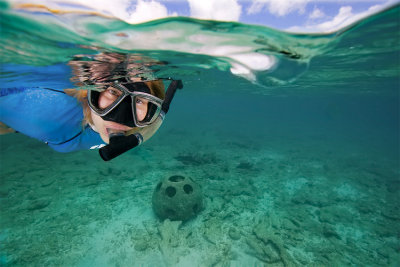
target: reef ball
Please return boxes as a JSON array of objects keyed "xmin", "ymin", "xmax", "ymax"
[{"xmin": 152, "ymin": 175, "xmax": 203, "ymax": 221}]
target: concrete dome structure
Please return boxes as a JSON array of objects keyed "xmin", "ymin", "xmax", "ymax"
[{"xmin": 152, "ymin": 175, "xmax": 203, "ymax": 221}]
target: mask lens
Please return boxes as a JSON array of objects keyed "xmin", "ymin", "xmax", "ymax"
[
  {"xmin": 88, "ymin": 86, "xmax": 125, "ymax": 115},
  {"xmin": 133, "ymin": 94, "xmax": 162, "ymax": 126},
  {"xmin": 99, "ymin": 87, "xmax": 123, "ymax": 109}
]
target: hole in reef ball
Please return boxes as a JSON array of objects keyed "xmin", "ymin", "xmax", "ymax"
[
  {"xmin": 184, "ymin": 184, "xmax": 193, "ymax": 194},
  {"xmin": 193, "ymin": 204, "xmax": 198, "ymax": 213},
  {"xmin": 156, "ymin": 182, "xmax": 162, "ymax": 191},
  {"xmin": 166, "ymin": 186, "xmax": 176, "ymax": 197},
  {"xmin": 169, "ymin": 175, "xmax": 185, "ymax": 182},
  {"xmin": 166, "ymin": 209, "xmax": 176, "ymax": 217}
]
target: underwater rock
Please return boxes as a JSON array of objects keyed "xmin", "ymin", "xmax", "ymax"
[
  {"xmin": 158, "ymin": 219, "xmax": 182, "ymax": 247},
  {"xmin": 371, "ymin": 220, "xmax": 397, "ymax": 237},
  {"xmin": 381, "ymin": 206, "xmax": 400, "ymax": 221},
  {"xmin": 228, "ymin": 227, "xmax": 241, "ymax": 240},
  {"xmin": 245, "ymin": 219, "xmax": 295, "ymax": 266},
  {"xmin": 40, "ymin": 177, "xmax": 55, "ymax": 187},
  {"xmin": 291, "ymin": 191, "xmax": 332, "ymax": 207},
  {"xmin": 217, "ymin": 203, "xmax": 242, "ymax": 220},
  {"xmin": 236, "ymin": 161, "xmax": 254, "ymax": 170},
  {"xmin": 152, "ymin": 175, "xmax": 203, "ymax": 221},
  {"xmin": 246, "ymin": 236, "xmax": 281, "ymax": 264},
  {"xmin": 322, "ymin": 224, "xmax": 341, "ymax": 240},
  {"xmin": 101, "ymin": 189, "xmax": 121, "ymax": 202},
  {"xmin": 78, "ymin": 175, "xmax": 101, "ymax": 187},
  {"xmin": 98, "ymin": 167, "xmax": 122, "ymax": 177},
  {"xmin": 203, "ymin": 217, "xmax": 223, "ymax": 245},
  {"xmin": 318, "ymin": 206, "xmax": 353, "ymax": 224},
  {"xmin": 130, "ymin": 226, "xmax": 158, "ymax": 252},
  {"xmin": 290, "ymin": 182, "xmax": 337, "ymax": 208},
  {"xmin": 203, "ymin": 242, "xmax": 237, "ymax": 266},
  {"xmin": 281, "ymin": 218, "xmax": 298, "ymax": 232},
  {"xmin": 0, "ymin": 188, "xmax": 9, "ymax": 198},
  {"xmin": 356, "ymin": 201, "xmax": 375, "ymax": 214},
  {"xmin": 174, "ymin": 152, "xmax": 218, "ymax": 166},
  {"xmin": 157, "ymin": 219, "xmax": 182, "ymax": 265},
  {"xmin": 25, "ymin": 198, "xmax": 50, "ymax": 211},
  {"xmin": 134, "ymin": 239, "xmax": 149, "ymax": 251}
]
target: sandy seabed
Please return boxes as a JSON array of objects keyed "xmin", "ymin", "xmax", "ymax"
[{"xmin": 0, "ymin": 127, "xmax": 399, "ymax": 267}]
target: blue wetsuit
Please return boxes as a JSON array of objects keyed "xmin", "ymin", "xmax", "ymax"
[{"xmin": 0, "ymin": 87, "xmax": 105, "ymax": 152}]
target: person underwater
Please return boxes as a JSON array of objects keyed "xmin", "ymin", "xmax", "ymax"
[{"xmin": 0, "ymin": 53, "xmax": 183, "ymax": 161}]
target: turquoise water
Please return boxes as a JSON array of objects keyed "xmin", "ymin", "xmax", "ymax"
[{"xmin": 1, "ymin": 2, "xmax": 399, "ymax": 266}]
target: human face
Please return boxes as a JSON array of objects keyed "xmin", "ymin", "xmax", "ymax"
[
  {"xmin": 98, "ymin": 86, "xmax": 150, "ymax": 122},
  {"xmin": 90, "ymin": 86, "xmax": 149, "ymax": 143}
]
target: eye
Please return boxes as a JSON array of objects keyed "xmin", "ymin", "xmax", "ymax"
[
  {"xmin": 136, "ymin": 97, "xmax": 148, "ymax": 105},
  {"xmin": 106, "ymin": 87, "xmax": 121, "ymax": 97}
]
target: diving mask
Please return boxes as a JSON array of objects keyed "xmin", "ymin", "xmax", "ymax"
[
  {"xmin": 87, "ymin": 78, "xmax": 183, "ymax": 161},
  {"xmin": 88, "ymin": 81, "xmax": 163, "ymax": 128}
]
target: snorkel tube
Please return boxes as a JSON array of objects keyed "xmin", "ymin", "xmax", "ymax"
[
  {"xmin": 161, "ymin": 79, "xmax": 183, "ymax": 113},
  {"xmin": 99, "ymin": 130, "xmax": 143, "ymax": 161},
  {"xmin": 99, "ymin": 79, "xmax": 183, "ymax": 161}
]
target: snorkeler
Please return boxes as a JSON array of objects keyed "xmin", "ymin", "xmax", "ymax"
[
  {"xmin": 89, "ymin": 76, "xmax": 182, "ymax": 161},
  {"xmin": 0, "ymin": 53, "xmax": 182, "ymax": 161}
]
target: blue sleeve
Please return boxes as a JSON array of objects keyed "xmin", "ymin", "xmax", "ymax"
[
  {"xmin": 0, "ymin": 87, "xmax": 106, "ymax": 152},
  {"xmin": 48, "ymin": 125, "xmax": 106, "ymax": 153}
]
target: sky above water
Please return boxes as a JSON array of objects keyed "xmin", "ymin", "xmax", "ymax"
[{"xmin": 9, "ymin": 0, "xmax": 400, "ymax": 33}]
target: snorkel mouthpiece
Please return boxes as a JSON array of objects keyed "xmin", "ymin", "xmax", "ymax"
[
  {"xmin": 99, "ymin": 129, "xmax": 142, "ymax": 161},
  {"xmin": 106, "ymin": 128, "xmax": 125, "ymax": 137}
]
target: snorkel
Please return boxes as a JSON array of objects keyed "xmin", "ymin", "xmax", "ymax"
[
  {"xmin": 98, "ymin": 79, "xmax": 183, "ymax": 161},
  {"xmin": 98, "ymin": 129, "xmax": 143, "ymax": 161}
]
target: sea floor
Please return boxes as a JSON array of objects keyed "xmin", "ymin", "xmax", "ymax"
[{"xmin": 0, "ymin": 127, "xmax": 399, "ymax": 266}]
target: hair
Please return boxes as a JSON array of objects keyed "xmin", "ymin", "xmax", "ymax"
[
  {"xmin": 64, "ymin": 89, "xmax": 92, "ymax": 125},
  {"xmin": 65, "ymin": 79, "xmax": 165, "ymax": 126}
]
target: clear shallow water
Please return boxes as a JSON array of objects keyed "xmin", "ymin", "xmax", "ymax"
[{"xmin": 0, "ymin": 2, "xmax": 399, "ymax": 266}]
